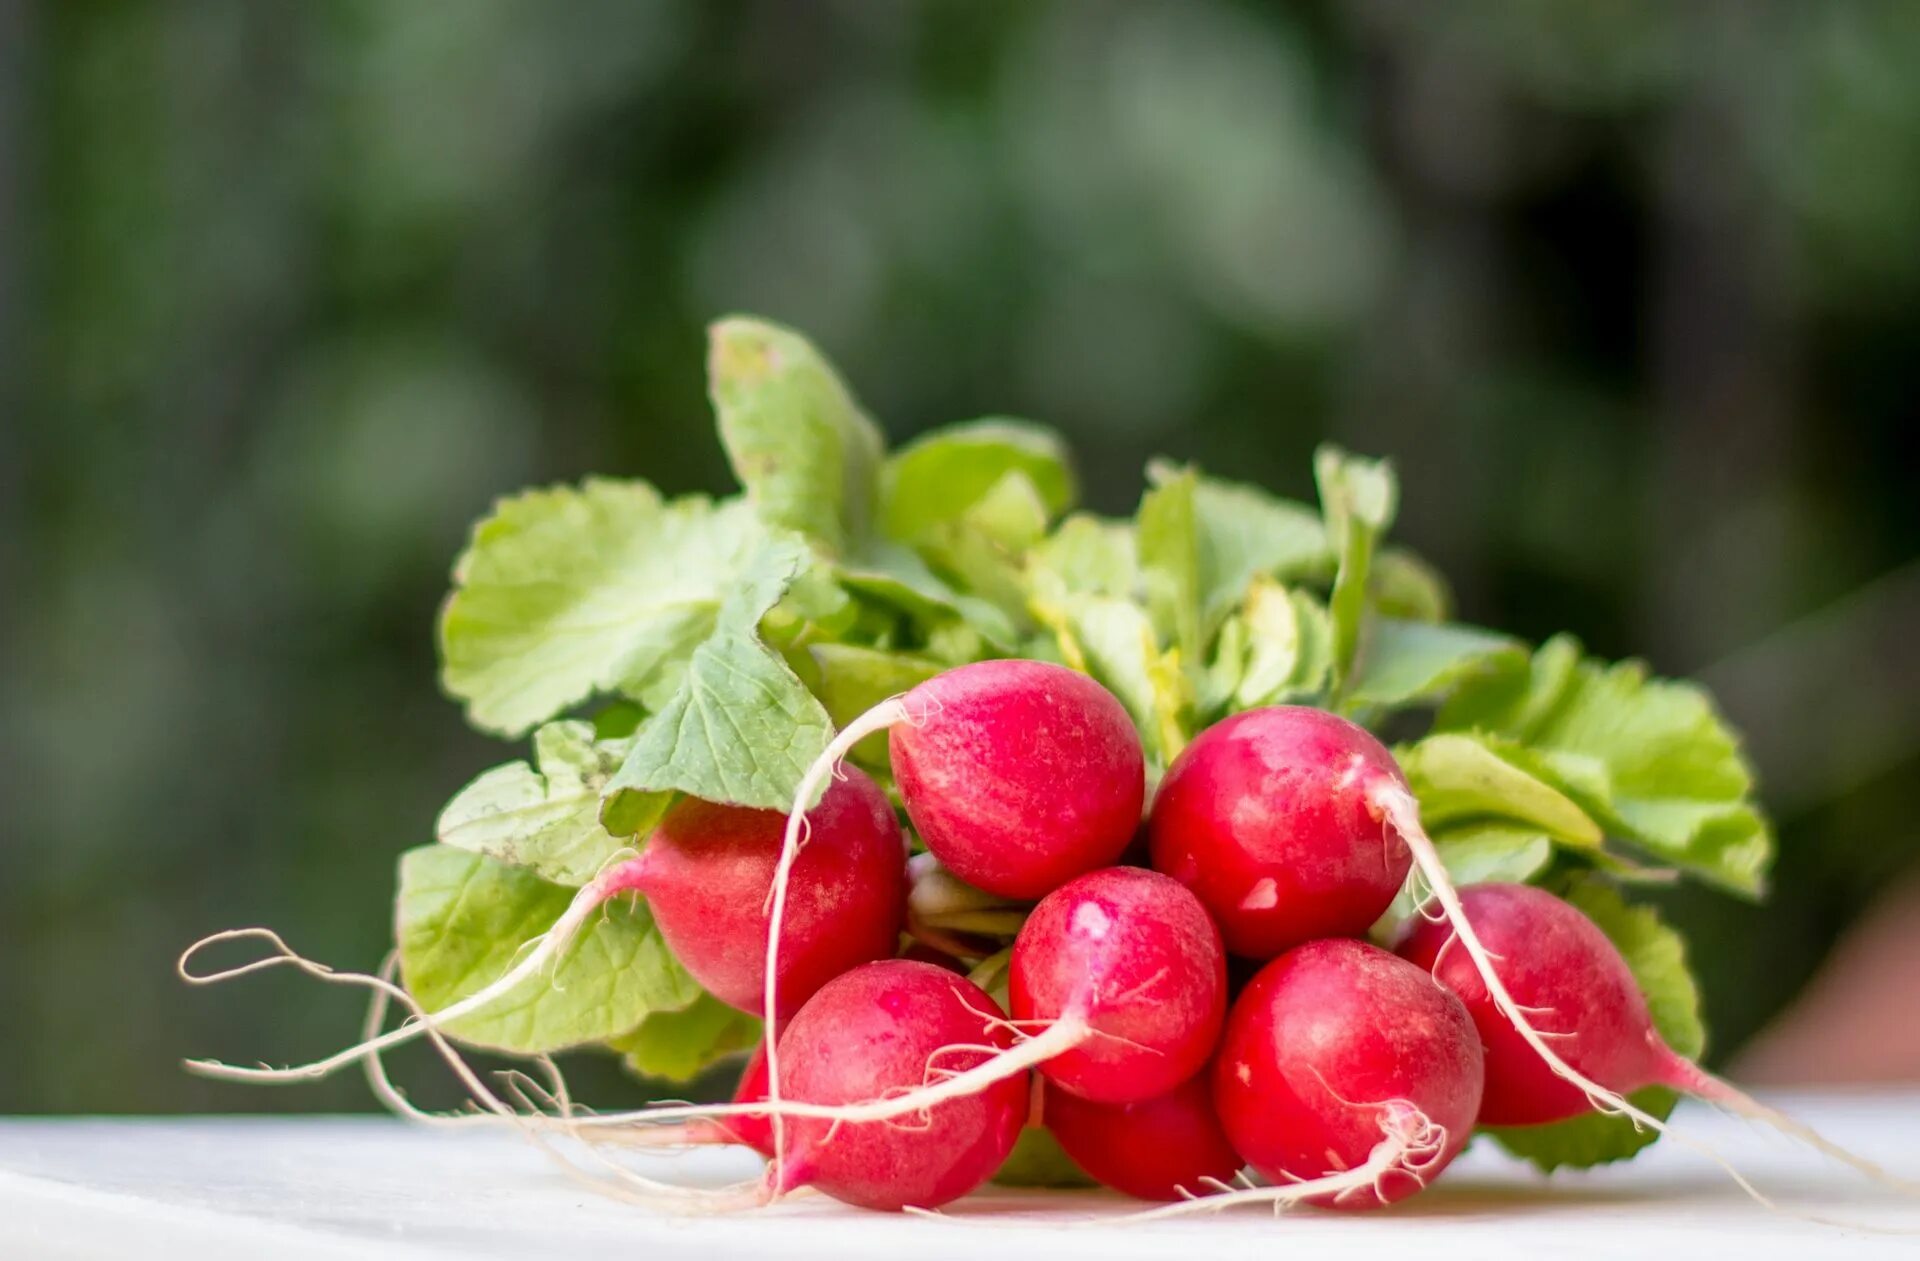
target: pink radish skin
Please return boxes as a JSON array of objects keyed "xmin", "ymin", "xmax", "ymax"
[
  {"xmin": 767, "ymin": 960, "xmax": 1029, "ymax": 1211},
  {"xmin": 1046, "ymin": 1074, "xmax": 1242, "ymax": 1201},
  {"xmin": 1214, "ymin": 938, "xmax": 1484, "ymax": 1210},
  {"xmin": 1148, "ymin": 706, "xmax": 1411, "ymax": 958},
  {"xmin": 630, "ymin": 768, "xmax": 905, "ymax": 1017},
  {"xmin": 1011, "ymin": 867, "xmax": 1227, "ymax": 1103},
  {"xmin": 1396, "ymin": 883, "xmax": 1686, "ymax": 1126},
  {"xmin": 892, "ymin": 660, "xmax": 1145, "ymax": 898}
]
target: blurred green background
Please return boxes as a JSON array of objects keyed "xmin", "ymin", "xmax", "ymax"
[{"xmin": 4, "ymin": 0, "xmax": 1917, "ymax": 1114}]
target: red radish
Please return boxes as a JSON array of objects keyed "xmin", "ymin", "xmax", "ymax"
[
  {"xmin": 891, "ymin": 660, "xmax": 1145, "ymax": 898},
  {"xmin": 762, "ymin": 960, "xmax": 1029, "ymax": 1211},
  {"xmin": 1148, "ymin": 706, "xmax": 1411, "ymax": 957},
  {"xmin": 629, "ymin": 769, "xmax": 905, "ymax": 1017},
  {"xmin": 1396, "ymin": 883, "xmax": 1667, "ymax": 1126},
  {"xmin": 1010, "ymin": 866, "xmax": 1227, "ymax": 1103},
  {"xmin": 1212, "ymin": 938, "xmax": 1483, "ymax": 1210},
  {"xmin": 1045, "ymin": 1074, "xmax": 1242, "ymax": 1201},
  {"xmin": 1397, "ymin": 883, "xmax": 1919, "ymax": 1190}
]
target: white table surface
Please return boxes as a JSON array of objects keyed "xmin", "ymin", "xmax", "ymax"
[{"xmin": 3, "ymin": 1096, "xmax": 1917, "ymax": 1260}]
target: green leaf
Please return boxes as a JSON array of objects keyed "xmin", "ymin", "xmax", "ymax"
[
  {"xmin": 1314, "ymin": 446, "xmax": 1398, "ymax": 691},
  {"xmin": 1489, "ymin": 880, "xmax": 1705, "ymax": 1171},
  {"xmin": 438, "ymin": 480, "xmax": 773, "ymax": 737},
  {"xmin": 1399, "ymin": 732, "xmax": 1605, "ymax": 849},
  {"xmin": 610, "ymin": 992, "xmax": 761, "ymax": 1084},
  {"xmin": 1437, "ymin": 636, "xmax": 1773, "ymax": 896},
  {"xmin": 1231, "ymin": 580, "xmax": 1334, "ymax": 709},
  {"xmin": 709, "ymin": 316, "xmax": 885, "ymax": 555},
  {"xmin": 992, "ymin": 1125, "xmax": 1098, "ymax": 1189},
  {"xmin": 436, "ymin": 721, "xmax": 634, "ymax": 887},
  {"xmin": 604, "ymin": 631, "xmax": 833, "ymax": 814},
  {"xmin": 808, "ymin": 643, "xmax": 943, "ymax": 768},
  {"xmin": 880, "ymin": 418, "xmax": 1075, "ymax": 544},
  {"xmin": 396, "ymin": 845, "xmax": 699, "ymax": 1055},
  {"xmin": 1343, "ymin": 619, "xmax": 1524, "ymax": 712},
  {"xmin": 602, "ymin": 544, "xmax": 834, "ymax": 817}
]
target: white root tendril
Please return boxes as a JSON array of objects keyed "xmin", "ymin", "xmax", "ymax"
[
  {"xmin": 178, "ymin": 853, "xmax": 642, "ymax": 1084},
  {"xmin": 761, "ymin": 697, "xmax": 911, "ymax": 1197},
  {"xmin": 1374, "ymin": 782, "xmax": 1920, "ymax": 1226},
  {"xmin": 1115, "ymin": 1103, "xmax": 1446, "ymax": 1221},
  {"xmin": 559, "ymin": 1017, "xmax": 1091, "ymax": 1135}
]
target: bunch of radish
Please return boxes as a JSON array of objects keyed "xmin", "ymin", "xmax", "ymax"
[{"xmin": 178, "ymin": 317, "xmax": 1910, "ymax": 1223}]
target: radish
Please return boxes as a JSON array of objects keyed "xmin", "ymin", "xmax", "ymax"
[
  {"xmin": 888, "ymin": 659, "xmax": 1146, "ymax": 898},
  {"xmin": 1148, "ymin": 706, "xmax": 1411, "ymax": 957},
  {"xmin": 630, "ymin": 769, "xmax": 905, "ymax": 1017},
  {"xmin": 1397, "ymin": 882, "xmax": 1919, "ymax": 1190},
  {"xmin": 1009, "ymin": 866, "xmax": 1227, "ymax": 1103},
  {"xmin": 760, "ymin": 959, "xmax": 1029, "ymax": 1211},
  {"xmin": 1045, "ymin": 1073, "xmax": 1242, "ymax": 1201},
  {"xmin": 1211, "ymin": 938, "xmax": 1483, "ymax": 1209}
]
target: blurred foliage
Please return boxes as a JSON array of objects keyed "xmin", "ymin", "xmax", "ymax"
[{"xmin": 2, "ymin": 0, "xmax": 1915, "ymax": 1113}]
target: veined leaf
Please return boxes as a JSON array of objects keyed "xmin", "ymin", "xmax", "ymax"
[
  {"xmin": 602, "ymin": 543, "xmax": 834, "ymax": 817},
  {"xmin": 396, "ymin": 846, "xmax": 699, "ymax": 1055},
  {"xmin": 436, "ymin": 721, "xmax": 633, "ymax": 886},
  {"xmin": 709, "ymin": 316, "xmax": 884, "ymax": 555},
  {"xmin": 1438, "ymin": 636, "xmax": 1773, "ymax": 896},
  {"xmin": 438, "ymin": 481, "xmax": 771, "ymax": 737}
]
